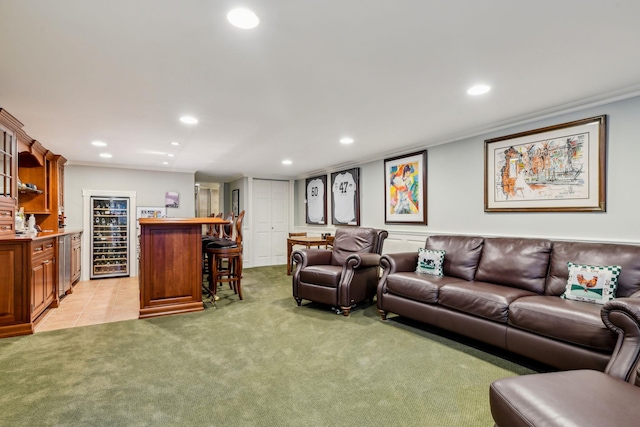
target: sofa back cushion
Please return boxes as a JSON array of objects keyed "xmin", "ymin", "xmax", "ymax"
[
  {"xmin": 331, "ymin": 227, "xmax": 377, "ymax": 266},
  {"xmin": 475, "ymin": 238, "xmax": 551, "ymax": 293},
  {"xmin": 425, "ymin": 235, "xmax": 484, "ymax": 281},
  {"xmin": 546, "ymin": 241, "xmax": 640, "ymax": 297}
]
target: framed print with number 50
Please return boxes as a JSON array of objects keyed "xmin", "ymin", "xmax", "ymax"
[{"xmin": 305, "ymin": 175, "xmax": 327, "ymax": 224}]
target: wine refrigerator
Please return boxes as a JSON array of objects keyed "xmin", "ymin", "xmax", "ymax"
[{"xmin": 90, "ymin": 196, "xmax": 130, "ymax": 278}]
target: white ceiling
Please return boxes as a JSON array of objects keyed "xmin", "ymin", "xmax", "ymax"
[{"xmin": 2, "ymin": 1, "xmax": 640, "ymax": 183}]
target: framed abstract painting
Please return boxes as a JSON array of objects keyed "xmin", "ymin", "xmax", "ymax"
[
  {"xmin": 384, "ymin": 150, "xmax": 427, "ymax": 224},
  {"xmin": 331, "ymin": 168, "xmax": 360, "ymax": 226},
  {"xmin": 484, "ymin": 115, "xmax": 606, "ymax": 212}
]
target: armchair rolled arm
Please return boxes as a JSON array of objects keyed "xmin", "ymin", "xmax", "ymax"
[
  {"xmin": 380, "ymin": 252, "xmax": 419, "ymax": 274},
  {"xmin": 346, "ymin": 253, "xmax": 381, "ymax": 269},
  {"xmin": 292, "ymin": 248, "xmax": 333, "ymax": 270},
  {"xmin": 601, "ymin": 298, "xmax": 640, "ymax": 383}
]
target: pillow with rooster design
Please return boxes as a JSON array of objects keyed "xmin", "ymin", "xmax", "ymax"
[{"xmin": 561, "ymin": 262, "xmax": 621, "ymax": 305}]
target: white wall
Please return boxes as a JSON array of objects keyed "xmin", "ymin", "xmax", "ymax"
[
  {"xmin": 65, "ymin": 165, "xmax": 195, "ymax": 230},
  {"xmin": 294, "ymin": 95, "xmax": 640, "ymax": 252}
]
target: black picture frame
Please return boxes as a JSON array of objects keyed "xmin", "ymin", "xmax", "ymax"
[
  {"xmin": 232, "ymin": 189, "xmax": 240, "ymax": 216},
  {"xmin": 305, "ymin": 175, "xmax": 327, "ymax": 224},
  {"xmin": 384, "ymin": 150, "xmax": 428, "ymax": 224},
  {"xmin": 330, "ymin": 168, "xmax": 360, "ymax": 226}
]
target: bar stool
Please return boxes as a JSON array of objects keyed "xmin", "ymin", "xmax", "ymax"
[{"xmin": 204, "ymin": 210, "xmax": 245, "ymax": 300}]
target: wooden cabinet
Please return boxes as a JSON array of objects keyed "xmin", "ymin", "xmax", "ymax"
[
  {"xmin": 30, "ymin": 238, "xmax": 56, "ymax": 319},
  {"xmin": 138, "ymin": 218, "xmax": 226, "ymax": 319},
  {"xmin": 0, "ymin": 242, "xmax": 29, "ymax": 337},
  {"xmin": 18, "ymin": 140, "xmax": 52, "ymax": 215},
  {"xmin": 0, "ymin": 109, "xmax": 20, "ymax": 237},
  {"xmin": 0, "ymin": 236, "xmax": 60, "ymax": 338},
  {"xmin": 31, "ymin": 239, "xmax": 57, "ymax": 316},
  {"xmin": 71, "ymin": 232, "xmax": 82, "ymax": 284}
]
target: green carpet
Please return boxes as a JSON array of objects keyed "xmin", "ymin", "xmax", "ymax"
[{"xmin": 0, "ymin": 266, "xmax": 534, "ymax": 426}]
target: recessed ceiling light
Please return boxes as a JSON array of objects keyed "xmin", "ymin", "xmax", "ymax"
[
  {"xmin": 179, "ymin": 116, "xmax": 198, "ymax": 124},
  {"xmin": 168, "ymin": 154, "xmax": 175, "ymax": 157},
  {"xmin": 467, "ymin": 84, "xmax": 491, "ymax": 95},
  {"xmin": 162, "ymin": 161, "xmax": 169, "ymax": 165},
  {"xmin": 99, "ymin": 153, "xmax": 112, "ymax": 158},
  {"xmin": 282, "ymin": 159, "xmax": 292, "ymax": 165},
  {"xmin": 92, "ymin": 141, "xmax": 107, "ymax": 147},
  {"xmin": 227, "ymin": 8, "xmax": 259, "ymax": 29},
  {"xmin": 340, "ymin": 137, "xmax": 354, "ymax": 144},
  {"xmin": 171, "ymin": 141, "xmax": 180, "ymax": 146}
]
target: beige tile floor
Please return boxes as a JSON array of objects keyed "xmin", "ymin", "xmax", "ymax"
[{"xmin": 35, "ymin": 276, "xmax": 140, "ymax": 333}]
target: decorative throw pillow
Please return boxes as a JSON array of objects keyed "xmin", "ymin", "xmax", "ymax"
[
  {"xmin": 561, "ymin": 262, "xmax": 622, "ymax": 305},
  {"xmin": 416, "ymin": 248, "xmax": 445, "ymax": 276}
]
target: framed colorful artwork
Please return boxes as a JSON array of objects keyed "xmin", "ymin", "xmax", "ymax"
[
  {"xmin": 305, "ymin": 175, "xmax": 327, "ymax": 224},
  {"xmin": 484, "ymin": 115, "xmax": 607, "ymax": 212},
  {"xmin": 384, "ymin": 150, "xmax": 427, "ymax": 224},
  {"xmin": 331, "ymin": 168, "xmax": 360, "ymax": 226}
]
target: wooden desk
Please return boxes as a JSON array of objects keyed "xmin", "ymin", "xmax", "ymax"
[
  {"xmin": 139, "ymin": 217, "xmax": 228, "ymax": 319},
  {"xmin": 287, "ymin": 236, "xmax": 328, "ymax": 275}
]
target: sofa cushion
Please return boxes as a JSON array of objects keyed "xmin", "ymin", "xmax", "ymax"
[
  {"xmin": 475, "ymin": 238, "xmax": 551, "ymax": 294},
  {"xmin": 561, "ymin": 262, "xmax": 621, "ymax": 305},
  {"xmin": 508, "ymin": 295, "xmax": 617, "ymax": 351},
  {"xmin": 547, "ymin": 241, "xmax": 640, "ymax": 297},
  {"xmin": 439, "ymin": 281, "xmax": 536, "ymax": 323},
  {"xmin": 416, "ymin": 248, "xmax": 445, "ymax": 276},
  {"xmin": 299, "ymin": 265, "xmax": 342, "ymax": 288},
  {"xmin": 385, "ymin": 273, "xmax": 464, "ymax": 304},
  {"xmin": 425, "ymin": 235, "xmax": 484, "ymax": 281}
]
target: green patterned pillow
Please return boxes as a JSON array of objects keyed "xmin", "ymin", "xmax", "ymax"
[
  {"xmin": 561, "ymin": 262, "xmax": 621, "ymax": 305},
  {"xmin": 416, "ymin": 248, "xmax": 445, "ymax": 276}
]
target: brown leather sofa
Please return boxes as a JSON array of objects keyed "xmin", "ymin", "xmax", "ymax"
[
  {"xmin": 292, "ymin": 227, "xmax": 388, "ymax": 316},
  {"xmin": 377, "ymin": 235, "xmax": 640, "ymax": 370},
  {"xmin": 490, "ymin": 298, "xmax": 640, "ymax": 426}
]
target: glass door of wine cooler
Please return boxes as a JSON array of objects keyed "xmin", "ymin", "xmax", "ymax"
[{"xmin": 90, "ymin": 197, "xmax": 130, "ymax": 278}]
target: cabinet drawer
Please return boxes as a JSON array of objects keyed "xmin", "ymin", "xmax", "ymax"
[
  {"xmin": 71, "ymin": 233, "xmax": 82, "ymax": 245},
  {"xmin": 0, "ymin": 204, "xmax": 14, "ymax": 235},
  {"xmin": 32, "ymin": 239, "xmax": 55, "ymax": 258},
  {"xmin": 0, "ymin": 219, "xmax": 13, "ymax": 234}
]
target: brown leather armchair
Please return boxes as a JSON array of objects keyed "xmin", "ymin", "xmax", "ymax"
[
  {"xmin": 490, "ymin": 298, "xmax": 640, "ymax": 426},
  {"xmin": 292, "ymin": 227, "xmax": 388, "ymax": 316}
]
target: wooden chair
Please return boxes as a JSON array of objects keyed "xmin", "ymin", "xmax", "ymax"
[
  {"xmin": 325, "ymin": 235, "xmax": 335, "ymax": 249},
  {"xmin": 219, "ymin": 212, "xmax": 234, "ymax": 239},
  {"xmin": 288, "ymin": 232, "xmax": 323, "ymax": 273},
  {"xmin": 204, "ymin": 210, "xmax": 245, "ymax": 300}
]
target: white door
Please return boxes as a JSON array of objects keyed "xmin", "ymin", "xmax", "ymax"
[{"xmin": 253, "ymin": 179, "xmax": 289, "ymax": 266}]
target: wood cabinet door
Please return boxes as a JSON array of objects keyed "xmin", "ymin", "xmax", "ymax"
[
  {"xmin": 31, "ymin": 261, "xmax": 46, "ymax": 317},
  {"xmin": 0, "ymin": 243, "xmax": 27, "ymax": 325}
]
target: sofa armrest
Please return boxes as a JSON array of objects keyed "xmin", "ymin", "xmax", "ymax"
[
  {"xmin": 380, "ymin": 252, "xmax": 419, "ymax": 274},
  {"xmin": 601, "ymin": 298, "xmax": 640, "ymax": 383}
]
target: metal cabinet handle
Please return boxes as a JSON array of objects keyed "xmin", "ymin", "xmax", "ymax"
[
  {"xmin": 34, "ymin": 247, "xmax": 43, "ymax": 252},
  {"xmin": 46, "ymin": 244, "xmax": 53, "ymax": 248},
  {"xmin": 1, "ymin": 211, "xmax": 9, "ymax": 216}
]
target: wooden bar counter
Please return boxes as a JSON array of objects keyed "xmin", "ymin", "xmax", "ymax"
[{"xmin": 138, "ymin": 217, "xmax": 227, "ymax": 319}]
